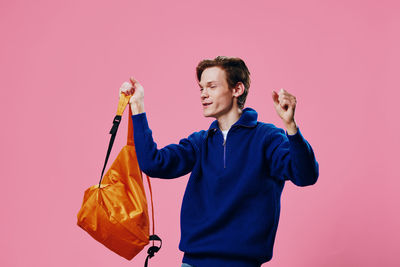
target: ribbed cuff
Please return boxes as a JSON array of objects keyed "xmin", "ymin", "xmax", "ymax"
[
  {"xmin": 131, "ymin": 112, "xmax": 149, "ymax": 131},
  {"xmin": 285, "ymin": 127, "xmax": 306, "ymax": 144}
]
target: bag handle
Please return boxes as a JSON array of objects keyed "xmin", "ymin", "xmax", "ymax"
[{"xmin": 127, "ymin": 98, "xmax": 134, "ymax": 146}]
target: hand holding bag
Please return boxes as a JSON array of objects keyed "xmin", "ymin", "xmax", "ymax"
[{"xmin": 77, "ymin": 94, "xmax": 161, "ymax": 266}]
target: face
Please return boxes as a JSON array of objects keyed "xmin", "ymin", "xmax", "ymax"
[{"xmin": 199, "ymin": 66, "xmax": 235, "ymax": 118}]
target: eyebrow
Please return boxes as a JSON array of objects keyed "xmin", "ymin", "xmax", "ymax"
[{"xmin": 198, "ymin": 81, "xmax": 218, "ymax": 87}]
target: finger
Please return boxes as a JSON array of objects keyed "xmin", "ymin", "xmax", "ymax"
[
  {"xmin": 285, "ymin": 98, "xmax": 297, "ymax": 110},
  {"xmin": 130, "ymin": 77, "xmax": 138, "ymax": 85},
  {"xmin": 121, "ymin": 81, "xmax": 130, "ymax": 89},
  {"xmin": 279, "ymin": 94, "xmax": 290, "ymax": 104},
  {"xmin": 279, "ymin": 95, "xmax": 295, "ymax": 105},
  {"xmin": 289, "ymin": 101, "xmax": 296, "ymax": 109},
  {"xmin": 280, "ymin": 88, "xmax": 293, "ymax": 95},
  {"xmin": 285, "ymin": 95, "xmax": 296, "ymax": 105},
  {"xmin": 280, "ymin": 99, "xmax": 291, "ymax": 109},
  {"xmin": 283, "ymin": 92, "xmax": 294, "ymax": 100},
  {"xmin": 279, "ymin": 92, "xmax": 291, "ymax": 99},
  {"xmin": 122, "ymin": 82, "xmax": 133, "ymax": 93},
  {"xmin": 279, "ymin": 88, "xmax": 295, "ymax": 98}
]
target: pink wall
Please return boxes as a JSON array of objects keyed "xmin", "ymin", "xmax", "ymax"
[{"xmin": 1, "ymin": 0, "xmax": 399, "ymax": 266}]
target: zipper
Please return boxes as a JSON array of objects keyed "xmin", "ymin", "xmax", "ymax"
[
  {"xmin": 219, "ymin": 123, "xmax": 255, "ymax": 169},
  {"xmin": 222, "ymin": 129, "xmax": 231, "ymax": 169},
  {"xmin": 223, "ymin": 138, "xmax": 226, "ymax": 168}
]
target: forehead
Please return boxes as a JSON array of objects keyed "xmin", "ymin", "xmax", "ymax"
[{"xmin": 199, "ymin": 67, "xmax": 226, "ymax": 85}]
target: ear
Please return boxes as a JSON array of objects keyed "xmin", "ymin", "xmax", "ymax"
[{"xmin": 233, "ymin": 82, "xmax": 245, "ymax": 97}]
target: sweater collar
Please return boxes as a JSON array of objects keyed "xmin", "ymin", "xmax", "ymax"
[{"xmin": 206, "ymin": 107, "xmax": 258, "ymax": 137}]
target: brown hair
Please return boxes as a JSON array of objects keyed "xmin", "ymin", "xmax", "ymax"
[{"xmin": 196, "ymin": 56, "xmax": 251, "ymax": 109}]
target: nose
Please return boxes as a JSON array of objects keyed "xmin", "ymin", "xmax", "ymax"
[{"xmin": 200, "ymin": 88, "xmax": 208, "ymax": 99}]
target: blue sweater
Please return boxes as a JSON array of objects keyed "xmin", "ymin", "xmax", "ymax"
[{"xmin": 131, "ymin": 107, "xmax": 319, "ymax": 267}]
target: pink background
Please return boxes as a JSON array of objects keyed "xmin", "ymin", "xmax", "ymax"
[{"xmin": 1, "ymin": 0, "xmax": 399, "ymax": 266}]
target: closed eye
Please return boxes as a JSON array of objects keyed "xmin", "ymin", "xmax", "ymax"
[{"xmin": 199, "ymin": 85, "xmax": 216, "ymax": 91}]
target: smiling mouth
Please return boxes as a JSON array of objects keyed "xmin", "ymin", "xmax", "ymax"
[{"xmin": 203, "ymin": 103, "xmax": 212, "ymax": 107}]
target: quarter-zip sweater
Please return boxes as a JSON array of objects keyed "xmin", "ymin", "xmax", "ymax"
[{"xmin": 131, "ymin": 107, "xmax": 319, "ymax": 267}]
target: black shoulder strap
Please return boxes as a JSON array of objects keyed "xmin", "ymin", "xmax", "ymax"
[{"xmin": 98, "ymin": 115, "xmax": 122, "ymax": 187}]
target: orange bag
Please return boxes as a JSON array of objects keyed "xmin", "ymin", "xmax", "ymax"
[{"xmin": 77, "ymin": 94, "xmax": 161, "ymax": 266}]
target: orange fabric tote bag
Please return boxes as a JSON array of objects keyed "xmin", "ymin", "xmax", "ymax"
[{"xmin": 77, "ymin": 94, "xmax": 161, "ymax": 266}]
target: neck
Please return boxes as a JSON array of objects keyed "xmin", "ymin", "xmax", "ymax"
[{"xmin": 217, "ymin": 107, "xmax": 243, "ymax": 131}]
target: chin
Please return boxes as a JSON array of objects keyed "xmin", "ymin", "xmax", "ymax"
[{"xmin": 202, "ymin": 110, "xmax": 215, "ymax": 118}]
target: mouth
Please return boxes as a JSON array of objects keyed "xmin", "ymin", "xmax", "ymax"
[{"xmin": 202, "ymin": 103, "xmax": 212, "ymax": 107}]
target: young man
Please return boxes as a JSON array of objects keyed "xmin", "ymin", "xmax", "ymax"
[{"xmin": 120, "ymin": 56, "xmax": 319, "ymax": 267}]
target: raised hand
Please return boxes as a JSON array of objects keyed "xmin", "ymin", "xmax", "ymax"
[
  {"xmin": 119, "ymin": 77, "xmax": 145, "ymax": 114},
  {"xmin": 271, "ymin": 88, "xmax": 298, "ymax": 134}
]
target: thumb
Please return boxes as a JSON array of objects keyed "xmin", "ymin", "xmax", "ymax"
[{"xmin": 271, "ymin": 91, "xmax": 279, "ymax": 106}]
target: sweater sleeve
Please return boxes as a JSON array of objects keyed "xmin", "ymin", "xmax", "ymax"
[
  {"xmin": 265, "ymin": 126, "xmax": 319, "ymax": 186},
  {"xmin": 131, "ymin": 112, "xmax": 198, "ymax": 179}
]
